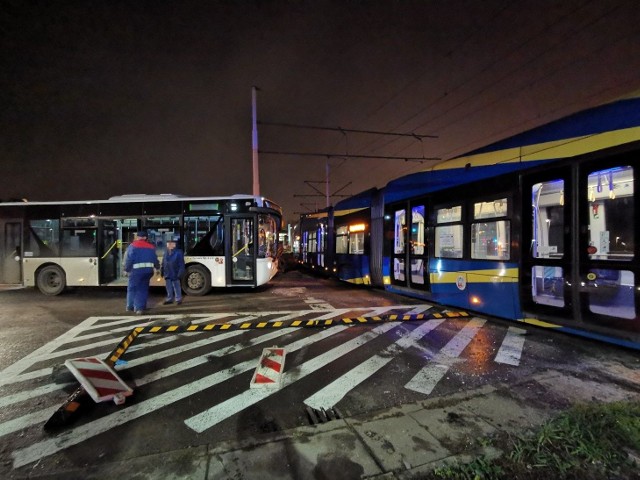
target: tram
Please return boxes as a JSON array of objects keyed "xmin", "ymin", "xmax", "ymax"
[{"xmin": 299, "ymin": 94, "xmax": 640, "ymax": 349}]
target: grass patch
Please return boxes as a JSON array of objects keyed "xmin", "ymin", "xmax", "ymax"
[{"xmin": 425, "ymin": 400, "xmax": 640, "ymax": 480}]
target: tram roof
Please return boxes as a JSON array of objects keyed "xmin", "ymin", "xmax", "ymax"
[
  {"xmin": 384, "ymin": 93, "xmax": 640, "ymax": 203},
  {"xmin": 431, "ymin": 93, "xmax": 640, "ymax": 171}
]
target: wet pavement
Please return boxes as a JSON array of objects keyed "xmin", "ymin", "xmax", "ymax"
[
  {"xmin": 2, "ymin": 276, "xmax": 640, "ymax": 479},
  {"xmin": 22, "ymin": 355, "xmax": 640, "ymax": 479}
]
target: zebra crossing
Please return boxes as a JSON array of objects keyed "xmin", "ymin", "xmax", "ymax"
[{"xmin": 0, "ymin": 304, "xmax": 527, "ymax": 471}]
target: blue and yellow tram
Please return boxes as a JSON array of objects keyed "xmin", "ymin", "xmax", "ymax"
[{"xmin": 301, "ymin": 93, "xmax": 640, "ymax": 350}]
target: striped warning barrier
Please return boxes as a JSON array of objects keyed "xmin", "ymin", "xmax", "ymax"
[
  {"xmin": 64, "ymin": 357, "xmax": 133, "ymax": 404},
  {"xmin": 250, "ymin": 347, "xmax": 287, "ymax": 388}
]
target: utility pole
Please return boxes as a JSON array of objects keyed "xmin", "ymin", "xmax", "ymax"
[
  {"xmin": 325, "ymin": 159, "xmax": 330, "ymax": 209},
  {"xmin": 252, "ymin": 86, "xmax": 260, "ymax": 196}
]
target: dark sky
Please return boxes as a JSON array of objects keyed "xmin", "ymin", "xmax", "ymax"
[{"xmin": 2, "ymin": 0, "xmax": 640, "ymax": 224}]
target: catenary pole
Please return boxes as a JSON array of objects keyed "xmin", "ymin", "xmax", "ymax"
[{"xmin": 252, "ymin": 86, "xmax": 260, "ymax": 196}]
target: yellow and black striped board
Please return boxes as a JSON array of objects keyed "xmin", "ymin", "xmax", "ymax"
[{"xmin": 134, "ymin": 310, "xmax": 469, "ymax": 334}]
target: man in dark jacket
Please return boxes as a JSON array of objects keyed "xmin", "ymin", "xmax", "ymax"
[
  {"xmin": 124, "ymin": 230, "xmax": 159, "ymax": 314},
  {"xmin": 161, "ymin": 235, "xmax": 185, "ymax": 305}
]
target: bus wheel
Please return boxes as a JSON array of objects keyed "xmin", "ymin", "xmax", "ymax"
[
  {"xmin": 37, "ymin": 265, "xmax": 66, "ymax": 296},
  {"xmin": 182, "ymin": 265, "xmax": 211, "ymax": 296}
]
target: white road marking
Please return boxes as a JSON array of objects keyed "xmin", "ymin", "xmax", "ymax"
[
  {"xmin": 494, "ymin": 326, "xmax": 527, "ymax": 366},
  {"xmin": 304, "ymin": 319, "xmax": 444, "ymax": 409},
  {"xmin": 404, "ymin": 318, "xmax": 486, "ymax": 395},
  {"xmin": 0, "ymin": 311, "xmax": 344, "ymax": 440},
  {"xmin": 184, "ymin": 322, "xmax": 399, "ymax": 433},
  {"xmin": 11, "ymin": 326, "xmax": 349, "ymax": 468},
  {"xmin": 4, "ymin": 305, "xmax": 513, "ymax": 469}
]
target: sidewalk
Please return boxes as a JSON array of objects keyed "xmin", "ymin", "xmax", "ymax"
[{"xmin": 30, "ymin": 361, "xmax": 640, "ymax": 480}]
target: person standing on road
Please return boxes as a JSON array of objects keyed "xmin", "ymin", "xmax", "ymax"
[
  {"xmin": 124, "ymin": 230, "xmax": 159, "ymax": 314},
  {"xmin": 161, "ymin": 235, "xmax": 185, "ymax": 305}
]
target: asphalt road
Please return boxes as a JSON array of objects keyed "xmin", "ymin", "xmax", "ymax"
[{"xmin": 1, "ymin": 269, "xmax": 638, "ymax": 478}]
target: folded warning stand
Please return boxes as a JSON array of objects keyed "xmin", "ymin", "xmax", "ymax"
[
  {"xmin": 64, "ymin": 357, "xmax": 133, "ymax": 405},
  {"xmin": 250, "ymin": 347, "xmax": 286, "ymax": 388}
]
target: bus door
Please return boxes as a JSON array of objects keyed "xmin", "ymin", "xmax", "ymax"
[
  {"xmin": 578, "ymin": 161, "xmax": 638, "ymax": 334},
  {"xmin": 98, "ymin": 220, "xmax": 119, "ymax": 284},
  {"xmin": 1, "ymin": 220, "xmax": 22, "ymax": 284},
  {"xmin": 521, "ymin": 166, "xmax": 575, "ymax": 322},
  {"xmin": 226, "ymin": 215, "xmax": 256, "ymax": 285}
]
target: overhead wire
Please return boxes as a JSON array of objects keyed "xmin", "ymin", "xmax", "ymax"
[{"xmin": 341, "ymin": 0, "xmax": 627, "ymax": 183}]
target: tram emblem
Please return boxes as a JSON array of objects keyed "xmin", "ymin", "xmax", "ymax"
[{"xmin": 456, "ymin": 275, "xmax": 466, "ymax": 291}]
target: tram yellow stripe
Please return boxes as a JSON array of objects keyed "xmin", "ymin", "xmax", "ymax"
[{"xmin": 521, "ymin": 317, "xmax": 562, "ymax": 329}]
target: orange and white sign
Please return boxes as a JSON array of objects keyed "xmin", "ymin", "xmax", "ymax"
[
  {"xmin": 250, "ymin": 347, "xmax": 286, "ymax": 388},
  {"xmin": 65, "ymin": 357, "xmax": 133, "ymax": 404}
]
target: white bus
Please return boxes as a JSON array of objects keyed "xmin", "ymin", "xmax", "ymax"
[{"xmin": 0, "ymin": 194, "xmax": 283, "ymax": 296}]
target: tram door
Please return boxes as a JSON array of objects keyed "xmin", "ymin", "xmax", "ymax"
[
  {"xmin": 389, "ymin": 202, "xmax": 430, "ymax": 290},
  {"xmin": 226, "ymin": 215, "xmax": 256, "ymax": 285},
  {"xmin": 1, "ymin": 220, "xmax": 22, "ymax": 284},
  {"xmin": 577, "ymin": 160, "xmax": 637, "ymax": 332},
  {"xmin": 521, "ymin": 166, "xmax": 575, "ymax": 321},
  {"xmin": 522, "ymin": 159, "xmax": 638, "ymax": 333}
]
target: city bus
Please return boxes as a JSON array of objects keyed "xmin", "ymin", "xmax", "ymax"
[{"xmin": 0, "ymin": 194, "xmax": 282, "ymax": 296}]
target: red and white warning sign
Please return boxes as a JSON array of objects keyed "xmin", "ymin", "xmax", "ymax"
[
  {"xmin": 250, "ymin": 347, "xmax": 286, "ymax": 388},
  {"xmin": 65, "ymin": 357, "xmax": 133, "ymax": 404}
]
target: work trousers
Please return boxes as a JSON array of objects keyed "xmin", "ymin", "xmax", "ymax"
[
  {"xmin": 127, "ymin": 269, "xmax": 154, "ymax": 311},
  {"xmin": 165, "ymin": 278, "xmax": 183, "ymax": 302}
]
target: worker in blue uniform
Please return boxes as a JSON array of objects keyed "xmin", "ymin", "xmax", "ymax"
[
  {"xmin": 124, "ymin": 230, "xmax": 159, "ymax": 314},
  {"xmin": 161, "ymin": 235, "xmax": 185, "ymax": 305}
]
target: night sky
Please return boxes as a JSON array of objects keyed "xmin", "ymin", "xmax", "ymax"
[{"xmin": 2, "ymin": 0, "xmax": 640, "ymax": 224}]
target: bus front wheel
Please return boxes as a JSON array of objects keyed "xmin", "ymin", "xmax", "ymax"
[
  {"xmin": 36, "ymin": 265, "xmax": 66, "ymax": 296},
  {"xmin": 182, "ymin": 265, "xmax": 211, "ymax": 296}
]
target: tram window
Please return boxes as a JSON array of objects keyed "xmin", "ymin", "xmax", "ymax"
[
  {"xmin": 317, "ymin": 224, "xmax": 325, "ymax": 254},
  {"xmin": 532, "ymin": 265, "xmax": 565, "ymax": 307},
  {"xmin": 435, "ymin": 204, "xmax": 463, "ymax": 259},
  {"xmin": 474, "ymin": 198, "xmax": 507, "ymax": 219},
  {"xmin": 471, "ymin": 221, "xmax": 510, "ymax": 260},
  {"xmin": 349, "ymin": 231, "xmax": 364, "ymax": 254},
  {"xmin": 336, "ymin": 226, "xmax": 348, "ymax": 254},
  {"xmin": 411, "ymin": 205, "xmax": 425, "ymax": 255},
  {"xmin": 26, "ymin": 219, "xmax": 60, "ymax": 257},
  {"xmin": 587, "ymin": 269, "xmax": 635, "ymax": 319},
  {"xmin": 435, "ymin": 225, "xmax": 463, "ymax": 258},
  {"xmin": 532, "ymin": 180, "xmax": 564, "ymax": 258},
  {"xmin": 393, "ymin": 258, "xmax": 405, "ymax": 281},
  {"xmin": 394, "ymin": 209, "xmax": 406, "ymax": 254},
  {"xmin": 436, "ymin": 205, "xmax": 462, "ymax": 223},
  {"xmin": 587, "ymin": 166, "xmax": 634, "ymax": 261},
  {"xmin": 410, "ymin": 259, "xmax": 424, "ymax": 284}
]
